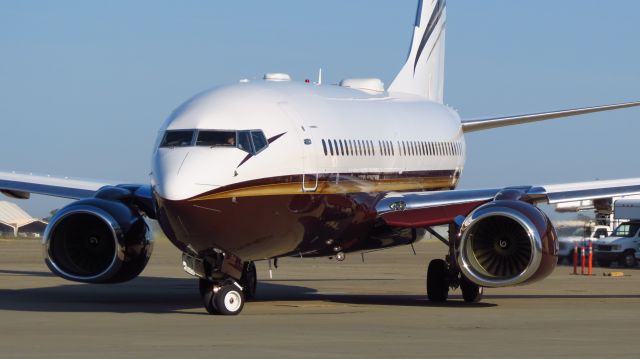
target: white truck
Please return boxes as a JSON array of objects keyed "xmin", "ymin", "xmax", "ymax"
[
  {"xmin": 557, "ymin": 223, "xmax": 610, "ymax": 264},
  {"xmin": 594, "ymin": 200, "xmax": 640, "ymax": 267}
]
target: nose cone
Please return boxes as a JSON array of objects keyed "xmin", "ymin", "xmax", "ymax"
[{"xmin": 152, "ymin": 148, "xmax": 196, "ymax": 201}]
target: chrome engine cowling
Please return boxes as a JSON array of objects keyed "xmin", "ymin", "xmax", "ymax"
[
  {"xmin": 44, "ymin": 197, "xmax": 153, "ymax": 283},
  {"xmin": 457, "ymin": 200, "xmax": 558, "ymax": 287}
]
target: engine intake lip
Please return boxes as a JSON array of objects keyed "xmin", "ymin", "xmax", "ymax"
[
  {"xmin": 43, "ymin": 206, "xmax": 125, "ymax": 283},
  {"xmin": 458, "ymin": 206, "xmax": 543, "ymax": 287}
]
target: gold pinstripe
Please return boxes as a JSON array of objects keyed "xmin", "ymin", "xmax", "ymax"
[{"xmin": 189, "ymin": 176, "xmax": 454, "ymax": 201}]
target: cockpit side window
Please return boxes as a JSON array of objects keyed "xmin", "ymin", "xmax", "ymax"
[
  {"xmin": 237, "ymin": 131, "xmax": 254, "ymax": 153},
  {"xmin": 196, "ymin": 131, "xmax": 237, "ymax": 147},
  {"xmin": 251, "ymin": 130, "xmax": 268, "ymax": 153},
  {"xmin": 160, "ymin": 130, "xmax": 194, "ymax": 148}
]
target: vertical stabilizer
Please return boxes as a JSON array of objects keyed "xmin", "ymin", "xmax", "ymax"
[{"xmin": 388, "ymin": 0, "xmax": 446, "ymax": 102}]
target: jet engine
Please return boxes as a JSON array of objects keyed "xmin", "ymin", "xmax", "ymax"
[
  {"xmin": 457, "ymin": 200, "xmax": 557, "ymax": 287},
  {"xmin": 43, "ymin": 195, "xmax": 153, "ymax": 284}
]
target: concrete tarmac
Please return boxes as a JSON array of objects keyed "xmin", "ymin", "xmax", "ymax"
[{"xmin": 1, "ymin": 237, "xmax": 640, "ymax": 358}]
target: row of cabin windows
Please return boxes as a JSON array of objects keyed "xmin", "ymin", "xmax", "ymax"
[
  {"xmin": 321, "ymin": 139, "xmax": 463, "ymax": 157},
  {"xmin": 321, "ymin": 139, "xmax": 378, "ymax": 157}
]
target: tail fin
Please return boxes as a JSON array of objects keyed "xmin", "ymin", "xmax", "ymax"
[{"xmin": 388, "ymin": 0, "xmax": 447, "ymax": 102}]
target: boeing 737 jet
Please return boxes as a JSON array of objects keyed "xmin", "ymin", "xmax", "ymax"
[{"xmin": 2, "ymin": 1, "xmax": 640, "ymax": 315}]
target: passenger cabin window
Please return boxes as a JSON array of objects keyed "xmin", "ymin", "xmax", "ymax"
[{"xmin": 160, "ymin": 130, "xmax": 194, "ymax": 148}]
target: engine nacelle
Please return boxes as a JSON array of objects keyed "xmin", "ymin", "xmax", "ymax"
[
  {"xmin": 43, "ymin": 198, "xmax": 153, "ymax": 283},
  {"xmin": 457, "ymin": 200, "xmax": 557, "ymax": 287}
]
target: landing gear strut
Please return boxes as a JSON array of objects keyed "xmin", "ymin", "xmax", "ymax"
[{"xmin": 426, "ymin": 223, "xmax": 484, "ymax": 303}]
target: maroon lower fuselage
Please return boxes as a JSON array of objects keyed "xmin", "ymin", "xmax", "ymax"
[{"xmin": 154, "ymin": 171, "xmax": 464, "ymax": 261}]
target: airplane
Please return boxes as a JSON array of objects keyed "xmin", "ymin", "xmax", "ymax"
[{"xmin": 2, "ymin": 0, "xmax": 640, "ymax": 315}]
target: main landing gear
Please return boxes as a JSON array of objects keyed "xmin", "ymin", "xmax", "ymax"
[
  {"xmin": 425, "ymin": 224, "xmax": 484, "ymax": 303},
  {"xmin": 426, "ymin": 258, "xmax": 484, "ymax": 303}
]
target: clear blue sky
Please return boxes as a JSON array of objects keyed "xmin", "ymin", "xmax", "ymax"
[{"xmin": 1, "ymin": 1, "xmax": 639, "ymax": 218}]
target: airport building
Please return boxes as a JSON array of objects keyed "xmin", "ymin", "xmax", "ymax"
[{"xmin": 0, "ymin": 201, "xmax": 47, "ymax": 238}]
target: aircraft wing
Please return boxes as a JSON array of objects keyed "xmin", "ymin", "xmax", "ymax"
[
  {"xmin": 376, "ymin": 178, "xmax": 640, "ymax": 227},
  {"xmin": 0, "ymin": 171, "xmax": 156, "ymax": 218},
  {"xmin": 0, "ymin": 171, "xmax": 111, "ymax": 200},
  {"xmin": 461, "ymin": 101, "xmax": 640, "ymax": 133}
]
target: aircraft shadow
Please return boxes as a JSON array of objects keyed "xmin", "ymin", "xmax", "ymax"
[
  {"xmin": 0, "ymin": 270, "xmax": 498, "ymax": 314},
  {"xmin": 10, "ymin": 270, "xmax": 635, "ymax": 314},
  {"xmin": 256, "ymin": 281, "xmax": 496, "ymax": 308},
  {"xmin": 484, "ymin": 294, "xmax": 640, "ymax": 299},
  {"xmin": 0, "ymin": 269, "xmax": 55, "ymax": 277}
]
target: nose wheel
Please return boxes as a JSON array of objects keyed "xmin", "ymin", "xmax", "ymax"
[
  {"xmin": 198, "ymin": 260, "xmax": 257, "ymax": 315},
  {"xmin": 201, "ymin": 280, "xmax": 245, "ymax": 315}
]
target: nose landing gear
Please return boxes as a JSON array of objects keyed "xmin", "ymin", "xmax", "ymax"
[
  {"xmin": 201, "ymin": 280, "xmax": 245, "ymax": 315},
  {"xmin": 185, "ymin": 251, "xmax": 257, "ymax": 315}
]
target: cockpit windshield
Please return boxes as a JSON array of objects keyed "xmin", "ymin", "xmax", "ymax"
[
  {"xmin": 159, "ymin": 130, "xmax": 194, "ymax": 148},
  {"xmin": 196, "ymin": 131, "xmax": 236, "ymax": 147},
  {"xmin": 159, "ymin": 129, "xmax": 269, "ymax": 155}
]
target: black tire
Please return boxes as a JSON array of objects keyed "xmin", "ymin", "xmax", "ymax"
[
  {"xmin": 598, "ymin": 260, "xmax": 611, "ymax": 268},
  {"xmin": 460, "ymin": 276, "xmax": 483, "ymax": 303},
  {"xmin": 621, "ymin": 252, "xmax": 637, "ymax": 268},
  {"xmin": 241, "ymin": 262, "xmax": 257, "ymax": 300},
  {"xmin": 214, "ymin": 285, "xmax": 245, "ymax": 315},
  {"xmin": 201, "ymin": 281, "xmax": 217, "ymax": 315},
  {"xmin": 427, "ymin": 259, "xmax": 449, "ymax": 302}
]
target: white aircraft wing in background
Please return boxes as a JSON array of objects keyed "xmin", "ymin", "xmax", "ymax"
[
  {"xmin": 461, "ymin": 101, "xmax": 640, "ymax": 133},
  {"xmin": 0, "ymin": 171, "xmax": 154, "ymax": 217},
  {"xmin": 0, "ymin": 171, "xmax": 111, "ymax": 200}
]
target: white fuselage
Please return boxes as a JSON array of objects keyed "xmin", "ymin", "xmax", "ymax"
[{"xmin": 151, "ymin": 79, "xmax": 466, "ymax": 201}]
